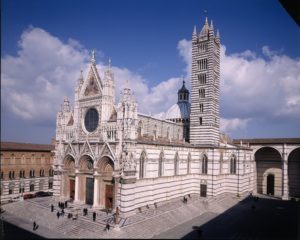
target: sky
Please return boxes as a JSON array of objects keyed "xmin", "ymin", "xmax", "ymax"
[{"xmin": 1, "ymin": 0, "xmax": 300, "ymax": 144}]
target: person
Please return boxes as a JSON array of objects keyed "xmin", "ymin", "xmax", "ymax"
[
  {"xmin": 33, "ymin": 221, "xmax": 36, "ymax": 231},
  {"xmin": 57, "ymin": 211, "xmax": 60, "ymax": 219},
  {"xmin": 105, "ymin": 223, "xmax": 110, "ymax": 232},
  {"xmin": 62, "ymin": 209, "xmax": 65, "ymax": 217},
  {"xmin": 65, "ymin": 201, "xmax": 68, "ymax": 208},
  {"xmin": 51, "ymin": 204, "xmax": 54, "ymax": 212},
  {"xmin": 93, "ymin": 212, "xmax": 96, "ymax": 222}
]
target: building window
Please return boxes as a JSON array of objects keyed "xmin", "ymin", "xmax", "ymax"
[
  {"xmin": 19, "ymin": 182, "xmax": 25, "ymax": 193},
  {"xmin": 198, "ymin": 73, "xmax": 207, "ymax": 85},
  {"xmin": 137, "ymin": 121, "xmax": 143, "ymax": 138},
  {"xmin": 199, "ymin": 103, "xmax": 204, "ymax": 113},
  {"xmin": 9, "ymin": 183, "xmax": 14, "ymax": 195},
  {"xmin": 198, "ymin": 43, "xmax": 207, "ymax": 53},
  {"xmin": 139, "ymin": 152, "xmax": 146, "ymax": 179},
  {"xmin": 187, "ymin": 153, "xmax": 192, "ymax": 174},
  {"xmin": 40, "ymin": 169, "xmax": 45, "ymax": 177},
  {"xmin": 158, "ymin": 152, "xmax": 164, "ymax": 177},
  {"xmin": 174, "ymin": 153, "xmax": 179, "ymax": 175},
  {"xmin": 199, "ymin": 117, "xmax": 203, "ymax": 125},
  {"xmin": 199, "ymin": 88, "xmax": 205, "ymax": 98},
  {"xmin": 49, "ymin": 169, "xmax": 54, "ymax": 177},
  {"xmin": 9, "ymin": 171, "xmax": 15, "ymax": 179},
  {"xmin": 230, "ymin": 155, "xmax": 237, "ymax": 174},
  {"xmin": 202, "ymin": 155, "xmax": 208, "ymax": 174},
  {"xmin": 30, "ymin": 169, "xmax": 35, "ymax": 178}
]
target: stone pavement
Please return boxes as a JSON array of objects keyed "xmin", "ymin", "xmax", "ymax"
[{"xmin": 1, "ymin": 193, "xmax": 244, "ymax": 239}]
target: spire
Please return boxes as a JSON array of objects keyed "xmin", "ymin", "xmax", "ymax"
[
  {"xmin": 108, "ymin": 57, "xmax": 112, "ymax": 70},
  {"xmin": 193, "ymin": 25, "xmax": 197, "ymax": 35},
  {"xmin": 91, "ymin": 49, "xmax": 96, "ymax": 64},
  {"xmin": 78, "ymin": 69, "xmax": 84, "ymax": 84},
  {"xmin": 216, "ymin": 29, "xmax": 220, "ymax": 38},
  {"xmin": 210, "ymin": 20, "xmax": 214, "ymax": 30},
  {"xmin": 205, "ymin": 16, "xmax": 208, "ymax": 25}
]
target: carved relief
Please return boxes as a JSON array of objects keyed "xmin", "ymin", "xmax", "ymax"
[{"xmin": 84, "ymin": 76, "xmax": 99, "ymax": 96}]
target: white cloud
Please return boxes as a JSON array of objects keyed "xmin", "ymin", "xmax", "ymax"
[{"xmin": 220, "ymin": 118, "xmax": 251, "ymax": 134}]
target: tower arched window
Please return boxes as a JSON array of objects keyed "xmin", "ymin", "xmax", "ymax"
[
  {"xmin": 137, "ymin": 121, "xmax": 143, "ymax": 139},
  {"xmin": 202, "ymin": 155, "xmax": 208, "ymax": 174},
  {"xmin": 230, "ymin": 155, "xmax": 237, "ymax": 174},
  {"xmin": 139, "ymin": 152, "xmax": 146, "ymax": 179}
]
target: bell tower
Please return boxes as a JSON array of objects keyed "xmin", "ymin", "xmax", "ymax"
[{"xmin": 189, "ymin": 17, "xmax": 220, "ymax": 146}]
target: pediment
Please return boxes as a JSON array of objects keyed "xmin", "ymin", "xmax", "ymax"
[{"xmin": 99, "ymin": 142, "xmax": 115, "ymax": 160}]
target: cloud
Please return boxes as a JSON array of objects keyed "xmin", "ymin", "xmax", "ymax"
[{"xmin": 220, "ymin": 118, "xmax": 251, "ymax": 134}]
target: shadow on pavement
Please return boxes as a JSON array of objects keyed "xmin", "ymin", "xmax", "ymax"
[{"xmin": 182, "ymin": 196, "xmax": 299, "ymax": 240}]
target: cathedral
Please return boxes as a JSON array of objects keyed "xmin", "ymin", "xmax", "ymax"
[{"xmin": 52, "ymin": 18, "xmax": 298, "ymax": 217}]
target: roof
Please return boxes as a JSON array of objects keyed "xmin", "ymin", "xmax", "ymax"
[
  {"xmin": 0, "ymin": 142, "xmax": 54, "ymax": 152},
  {"xmin": 233, "ymin": 138, "xmax": 300, "ymax": 145}
]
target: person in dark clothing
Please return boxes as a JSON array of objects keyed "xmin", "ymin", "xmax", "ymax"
[
  {"xmin": 65, "ymin": 201, "xmax": 68, "ymax": 208},
  {"xmin": 62, "ymin": 209, "xmax": 65, "ymax": 217},
  {"xmin": 51, "ymin": 204, "xmax": 54, "ymax": 212},
  {"xmin": 93, "ymin": 212, "xmax": 96, "ymax": 222},
  {"xmin": 57, "ymin": 211, "xmax": 60, "ymax": 219},
  {"xmin": 105, "ymin": 223, "xmax": 110, "ymax": 232},
  {"xmin": 33, "ymin": 221, "xmax": 36, "ymax": 231}
]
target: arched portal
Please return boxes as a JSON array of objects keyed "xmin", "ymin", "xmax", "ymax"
[
  {"xmin": 255, "ymin": 147, "xmax": 282, "ymax": 196},
  {"xmin": 288, "ymin": 148, "xmax": 300, "ymax": 198},
  {"xmin": 62, "ymin": 155, "xmax": 76, "ymax": 200},
  {"xmin": 95, "ymin": 156, "xmax": 114, "ymax": 210},
  {"xmin": 78, "ymin": 155, "xmax": 94, "ymax": 205}
]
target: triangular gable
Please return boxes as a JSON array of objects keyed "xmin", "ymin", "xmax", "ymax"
[
  {"xmin": 81, "ymin": 63, "xmax": 103, "ymax": 97},
  {"xmin": 65, "ymin": 143, "xmax": 76, "ymax": 156},
  {"xmin": 99, "ymin": 142, "xmax": 115, "ymax": 160},
  {"xmin": 81, "ymin": 140, "xmax": 95, "ymax": 157}
]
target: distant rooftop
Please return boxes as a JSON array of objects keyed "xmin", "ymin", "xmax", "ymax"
[
  {"xmin": 233, "ymin": 138, "xmax": 300, "ymax": 144},
  {"xmin": 0, "ymin": 142, "xmax": 54, "ymax": 152}
]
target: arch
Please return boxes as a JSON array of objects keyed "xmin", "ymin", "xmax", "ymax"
[
  {"xmin": 255, "ymin": 147, "xmax": 282, "ymax": 196},
  {"xmin": 79, "ymin": 155, "xmax": 94, "ymax": 171},
  {"xmin": 230, "ymin": 155, "xmax": 237, "ymax": 174},
  {"xmin": 201, "ymin": 154, "xmax": 208, "ymax": 174},
  {"xmin": 187, "ymin": 153, "xmax": 192, "ymax": 174},
  {"xmin": 174, "ymin": 152, "xmax": 179, "ymax": 175},
  {"xmin": 8, "ymin": 182, "xmax": 15, "ymax": 195},
  {"xmin": 288, "ymin": 147, "xmax": 300, "ymax": 198},
  {"xmin": 139, "ymin": 151, "xmax": 147, "ymax": 179},
  {"xmin": 97, "ymin": 156, "xmax": 114, "ymax": 173},
  {"xmin": 158, "ymin": 151, "xmax": 164, "ymax": 177},
  {"xmin": 254, "ymin": 146, "xmax": 282, "ymax": 159},
  {"xmin": 63, "ymin": 154, "xmax": 76, "ymax": 170}
]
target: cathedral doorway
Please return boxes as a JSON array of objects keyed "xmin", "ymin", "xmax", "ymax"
[
  {"xmin": 63, "ymin": 155, "xmax": 76, "ymax": 200},
  {"xmin": 86, "ymin": 178, "xmax": 94, "ymax": 205},
  {"xmin": 69, "ymin": 179, "xmax": 75, "ymax": 199},
  {"xmin": 105, "ymin": 184, "xmax": 114, "ymax": 209},
  {"xmin": 267, "ymin": 174, "xmax": 275, "ymax": 195},
  {"xmin": 200, "ymin": 184, "xmax": 207, "ymax": 197},
  {"xmin": 97, "ymin": 156, "xmax": 114, "ymax": 210}
]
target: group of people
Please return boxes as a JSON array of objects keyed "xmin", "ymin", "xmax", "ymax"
[
  {"xmin": 83, "ymin": 208, "xmax": 88, "ymax": 216},
  {"xmin": 183, "ymin": 194, "xmax": 191, "ymax": 204}
]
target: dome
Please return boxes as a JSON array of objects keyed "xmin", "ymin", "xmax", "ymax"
[{"xmin": 165, "ymin": 102, "xmax": 191, "ymax": 120}]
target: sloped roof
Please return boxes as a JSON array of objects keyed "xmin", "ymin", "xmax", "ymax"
[{"xmin": 0, "ymin": 142, "xmax": 54, "ymax": 152}]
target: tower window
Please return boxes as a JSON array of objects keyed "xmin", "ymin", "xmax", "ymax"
[
  {"xmin": 198, "ymin": 43, "xmax": 208, "ymax": 53},
  {"xmin": 198, "ymin": 74, "xmax": 206, "ymax": 84},
  {"xmin": 199, "ymin": 117, "xmax": 203, "ymax": 125},
  {"xmin": 199, "ymin": 89, "xmax": 205, "ymax": 98},
  {"xmin": 197, "ymin": 59, "xmax": 208, "ymax": 70},
  {"xmin": 200, "ymin": 104, "xmax": 204, "ymax": 113}
]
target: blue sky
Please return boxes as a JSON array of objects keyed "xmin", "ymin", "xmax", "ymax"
[{"xmin": 1, "ymin": 0, "xmax": 300, "ymax": 144}]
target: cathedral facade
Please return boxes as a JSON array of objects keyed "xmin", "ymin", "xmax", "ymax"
[{"xmin": 52, "ymin": 18, "xmax": 255, "ymax": 216}]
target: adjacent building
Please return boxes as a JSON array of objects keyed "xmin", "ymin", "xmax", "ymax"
[{"xmin": 0, "ymin": 142, "xmax": 54, "ymax": 202}]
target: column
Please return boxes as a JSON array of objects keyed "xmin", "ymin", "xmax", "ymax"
[
  {"xmin": 74, "ymin": 173, "xmax": 80, "ymax": 203},
  {"xmin": 282, "ymin": 144, "xmax": 289, "ymax": 200},
  {"xmin": 113, "ymin": 177, "xmax": 120, "ymax": 210},
  {"xmin": 253, "ymin": 157, "xmax": 257, "ymax": 195},
  {"xmin": 93, "ymin": 176, "xmax": 100, "ymax": 208}
]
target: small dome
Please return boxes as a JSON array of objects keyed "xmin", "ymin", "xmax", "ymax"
[
  {"xmin": 165, "ymin": 102, "xmax": 191, "ymax": 120},
  {"xmin": 177, "ymin": 81, "xmax": 189, "ymax": 94}
]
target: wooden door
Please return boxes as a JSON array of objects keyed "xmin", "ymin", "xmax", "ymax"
[
  {"xmin": 105, "ymin": 185, "xmax": 113, "ymax": 209},
  {"xmin": 69, "ymin": 179, "xmax": 75, "ymax": 200},
  {"xmin": 200, "ymin": 184, "xmax": 207, "ymax": 197},
  {"xmin": 267, "ymin": 174, "xmax": 274, "ymax": 195}
]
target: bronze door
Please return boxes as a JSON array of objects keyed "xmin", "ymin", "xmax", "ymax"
[{"xmin": 267, "ymin": 174, "xmax": 275, "ymax": 195}]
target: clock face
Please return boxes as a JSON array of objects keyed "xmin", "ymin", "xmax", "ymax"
[{"xmin": 84, "ymin": 108, "xmax": 99, "ymax": 132}]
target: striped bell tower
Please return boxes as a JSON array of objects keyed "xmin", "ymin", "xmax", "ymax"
[{"xmin": 189, "ymin": 17, "xmax": 220, "ymax": 146}]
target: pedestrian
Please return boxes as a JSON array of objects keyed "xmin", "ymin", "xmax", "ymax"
[
  {"xmin": 62, "ymin": 209, "xmax": 65, "ymax": 217},
  {"xmin": 93, "ymin": 212, "xmax": 96, "ymax": 222},
  {"xmin": 57, "ymin": 211, "xmax": 60, "ymax": 219},
  {"xmin": 105, "ymin": 223, "xmax": 110, "ymax": 232},
  {"xmin": 51, "ymin": 204, "xmax": 54, "ymax": 212},
  {"xmin": 65, "ymin": 201, "xmax": 68, "ymax": 208},
  {"xmin": 33, "ymin": 221, "xmax": 36, "ymax": 231}
]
